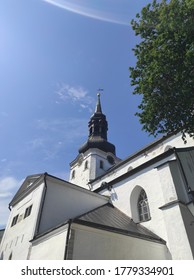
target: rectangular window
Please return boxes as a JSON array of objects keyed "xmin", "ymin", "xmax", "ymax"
[
  {"xmin": 24, "ymin": 205, "xmax": 32, "ymax": 219},
  {"xmin": 11, "ymin": 215, "xmax": 19, "ymax": 227}
]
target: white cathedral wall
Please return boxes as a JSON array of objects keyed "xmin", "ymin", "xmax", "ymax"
[
  {"xmin": 38, "ymin": 176, "xmax": 109, "ymax": 234},
  {"xmin": 161, "ymin": 204, "xmax": 193, "ymax": 259},
  {"xmin": 157, "ymin": 164, "xmax": 193, "ymax": 259},
  {"xmin": 29, "ymin": 224, "xmax": 68, "ymax": 260},
  {"xmin": 99, "ymin": 158, "xmax": 175, "ymax": 237},
  {"xmin": 71, "ymin": 224, "xmax": 171, "ymax": 260},
  {"xmin": 0, "ymin": 182, "xmax": 45, "ymax": 260},
  {"xmin": 99, "ymin": 158, "xmax": 193, "ymax": 260}
]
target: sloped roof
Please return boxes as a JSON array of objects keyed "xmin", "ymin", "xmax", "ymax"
[
  {"xmin": 31, "ymin": 203, "xmax": 165, "ymax": 245},
  {"xmin": 74, "ymin": 203, "xmax": 165, "ymax": 244}
]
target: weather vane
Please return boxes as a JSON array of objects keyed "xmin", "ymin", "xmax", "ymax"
[{"xmin": 97, "ymin": 88, "xmax": 103, "ymax": 96}]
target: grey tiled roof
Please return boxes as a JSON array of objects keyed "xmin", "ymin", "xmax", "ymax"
[{"xmin": 74, "ymin": 203, "xmax": 165, "ymax": 244}]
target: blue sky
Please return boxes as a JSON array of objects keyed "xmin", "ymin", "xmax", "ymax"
[{"xmin": 0, "ymin": 0, "xmax": 154, "ymax": 227}]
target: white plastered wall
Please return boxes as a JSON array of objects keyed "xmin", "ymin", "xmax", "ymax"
[
  {"xmin": 91, "ymin": 133, "xmax": 194, "ymax": 191},
  {"xmin": 29, "ymin": 224, "xmax": 68, "ymax": 260},
  {"xmin": 70, "ymin": 148, "xmax": 120, "ymax": 189},
  {"xmin": 0, "ymin": 182, "xmax": 45, "ymax": 260},
  {"xmin": 70, "ymin": 224, "xmax": 171, "ymax": 260},
  {"xmin": 99, "ymin": 158, "xmax": 193, "ymax": 259}
]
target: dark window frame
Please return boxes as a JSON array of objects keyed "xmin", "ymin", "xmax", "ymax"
[
  {"xmin": 11, "ymin": 215, "xmax": 19, "ymax": 227},
  {"xmin": 24, "ymin": 205, "xmax": 32, "ymax": 219},
  {"xmin": 71, "ymin": 170, "xmax": 75, "ymax": 179},
  {"xmin": 100, "ymin": 160, "xmax": 104, "ymax": 169}
]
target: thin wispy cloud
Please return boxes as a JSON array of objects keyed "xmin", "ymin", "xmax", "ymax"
[
  {"xmin": 56, "ymin": 84, "xmax": 88, "ymax": 101},
  {"xmin": 36, "ymin": 117, "xmax": 88, "ymax": 140},
  {"xmin": 0, "ymin": 177, "xmax": 20, "ymax": 198},
  {"xmin": 27, "ymin": 117, "xmax": 88, "ymax": 161},
  {"xmin": 56, "ymin": 83, "xmax": 95, "ymax": 112},
  {"xmin": 42, "ymin": 0, "xmax": 129, "ymax": 25},
  {"xmin": 0, "ymin": 176, "xmax": 23, "ymax": 227}
]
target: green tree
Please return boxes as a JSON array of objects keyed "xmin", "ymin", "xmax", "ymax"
[{"xmin": 130, "ymin": 0, "xmax": 194, "ymax": 141}]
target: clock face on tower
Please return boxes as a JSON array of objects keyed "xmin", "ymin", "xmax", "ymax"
[{"xmin": 107, "ymin": 155, "xmax": 115, "ymax": 165}]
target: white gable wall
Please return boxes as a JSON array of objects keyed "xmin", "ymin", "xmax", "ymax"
[{"xmin": 0, "ymin": 182, "xmax": 45, "ymax": 260}]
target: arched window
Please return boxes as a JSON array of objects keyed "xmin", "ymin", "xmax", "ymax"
[
  {"xmin": 71, "ymin": 170, "xmax": 75, "ymax": 179},
  {"xmin": 137, "ymin": 189, "xmax": 151, "ymax": 222},
  {"xmin": 84, "ymin": 160, "xmax": 88, "ymax": 170}
]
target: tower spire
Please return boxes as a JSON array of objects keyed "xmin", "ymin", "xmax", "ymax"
[
  {"xmin": 78, "ymin": 92, "xmax": 116, "ymax": 155},
  {"xmin": 95, "ymin": 92, "xmax": 102, "ymax": 113},
  {"xmin": 70, "ymin": 90, "xmax": 120, "ymax": 188}
]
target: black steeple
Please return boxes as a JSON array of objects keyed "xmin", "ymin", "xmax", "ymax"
[{"xmin": 79, "ymin": 93, "xmax": 116, "ymax": 155}]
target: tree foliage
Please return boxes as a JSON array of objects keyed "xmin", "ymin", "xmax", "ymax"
[{"xmin": 130, "ymin": 0, "xmax": 194, "ymax": 141}]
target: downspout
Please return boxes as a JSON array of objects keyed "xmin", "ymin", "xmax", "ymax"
[{"xmin": 64, "ymin": 219, "xmax": 72, "ymax": 260}]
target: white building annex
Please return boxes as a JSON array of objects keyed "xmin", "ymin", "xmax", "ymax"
[{"xmin": 0, "ymin": 93, "xmax": 194, "ymax": 260}]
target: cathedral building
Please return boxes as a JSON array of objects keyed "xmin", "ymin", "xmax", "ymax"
[{"xmin": 0, "ymin": 93, "xmax": 194, "ymax": 260}]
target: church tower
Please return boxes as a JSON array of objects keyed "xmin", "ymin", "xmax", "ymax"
[{"xmin": 69, "ymin": 92, "xmax": 120, "ymax": 189}]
